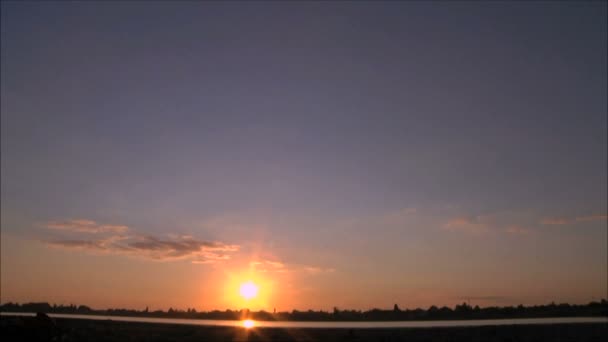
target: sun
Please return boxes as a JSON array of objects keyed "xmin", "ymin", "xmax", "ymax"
[
  {"xmin": 239, "ymin": 281, "xmax": 258, "ymax": 300},
  {"xmin": 242, "ymin": 319, "xmax": 255, "ymax": 329}
]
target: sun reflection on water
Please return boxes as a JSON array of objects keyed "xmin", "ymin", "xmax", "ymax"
[{"xmin": 242, "ymin": 319, "xmax": 255, "ymax": 329}]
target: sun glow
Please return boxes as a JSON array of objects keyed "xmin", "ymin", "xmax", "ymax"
[
  {"xmin": 242, "ymin": 319, "xmax": 255, "ymax": 329},
  {"xmin": 239, "ymin": 281, "xmax": 259, "ymax": 300},
  {"xmin": 221, "ymin": 264, "xmax": 278, "ymax": 309}
]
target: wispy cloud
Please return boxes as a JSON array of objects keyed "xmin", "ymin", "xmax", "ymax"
[
  {"xmin": 49, "ymin": 239, "xmax": 110, "ymax": 251},
  {"xmin": 249, "ymin": 259, "xmax": 334, "ymax": 275},
  {"xmin": 443, "ymin": 214, "xmax": 533, "ymax": 236},
  {"xmin": 302, "ymin": 266, "xmax": 335, "ymax": 275},
  {"xmin": 540, "ymin": 214, "xmax": 607, "ymax": 225},
  {"xmin": 46, "ymin": 234, "xmax": 131, "ymax": 251},
  {"xmin": 540, "ymin": 218, "xmax": 570, "ymax": 225},
  {"xmin": 380, "ymin": 207, "xmax": 418, "ymax": 226},
  {"xmin": 126, "ymin": 235, "xmax": 239, "ymax": 261},
  {"xmin": 574, "ymin": 214, "xmax": 608, "ymax": 222},
  {"xmin": 249, "ymin": 260, "xmax": 287, "ymax": 273},
  {"xmin": 443, "ymin": 216, "xmax": 489, "ymax": 234},
  {"xmin": 44, "ymin": 219, "xmax": 239, "ymax": 264},
  {"xmin": 45, "ymin": 219, "xmax": 128, "ymax": 233},
  {"xmin": 504, "ymin": 225, "xmax": 530, "ymax": 235}
]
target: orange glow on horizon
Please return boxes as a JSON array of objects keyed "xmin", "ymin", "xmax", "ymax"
[{"xmin": 221, "ymin": 264, "xmax": 277, "ymax": 310}]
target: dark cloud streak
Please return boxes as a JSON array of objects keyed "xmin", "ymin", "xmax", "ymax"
[{"xmin": 45, "ymin": 223, "xmax": 239, "ymax": 264}]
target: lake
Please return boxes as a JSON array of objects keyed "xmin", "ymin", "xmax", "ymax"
[{"xmin": 1, "ymin": 312, "xmax": 606, "ymax": 328}]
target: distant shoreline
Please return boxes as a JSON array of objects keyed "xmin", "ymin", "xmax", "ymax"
[
  {"xmin": 2, "ymin": 312, "xmax": 607, "ymax": 328},
  {"xmin": 2, "ymin": 300, "xmax": 607, "ymax": 322}
]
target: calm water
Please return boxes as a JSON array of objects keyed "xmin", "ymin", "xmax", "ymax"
[{"xmin": 1, "ymin": 312, "xmax": 606, "ymax": 329}]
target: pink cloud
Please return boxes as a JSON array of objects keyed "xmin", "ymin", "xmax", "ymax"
[
  {"xmin": 540, "ymin": 217, "xmax": 571, "ymax": 225},
  {"xmin": 540, "ymin": 214, "xmax": 607, "ymax": 225},
  {"xmin": 443, "ymin": 216, "xmax": 488, "ymax": 233},
  {"xmin": 575, "ymin": 214, "xmax": 608, "ymax": 222}
]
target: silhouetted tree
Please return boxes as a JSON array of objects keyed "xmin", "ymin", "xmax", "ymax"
[{"xmin": 2, "ymin": 299, "xmax": 607, "ymax": 321}]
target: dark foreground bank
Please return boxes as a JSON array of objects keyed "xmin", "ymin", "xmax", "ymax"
[{"xmin": 1, "ymin": 314, "xmax": 606, "ymax": 342}]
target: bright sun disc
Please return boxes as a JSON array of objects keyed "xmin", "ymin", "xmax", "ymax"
[
  {"xmin": 243, "ymin": 319, "xmax": 255, "ymax": 329},
  {"xmin": 239, "ymin": 281, "xmax": 258, "ymax": 300}
]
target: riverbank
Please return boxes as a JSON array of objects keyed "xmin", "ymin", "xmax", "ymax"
[{"xmin": 1, "ymin": 314, "xmax": 607, "ymax": 341}]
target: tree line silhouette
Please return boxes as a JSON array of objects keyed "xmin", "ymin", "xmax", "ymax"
[{"xmin": 1, "ymin": 300, "xmax": 606, "ymax": 321}]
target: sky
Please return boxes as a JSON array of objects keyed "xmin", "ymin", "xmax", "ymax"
[{"xmin": 1, "ymin": 1, "xmax": 606, "ymax": 312}]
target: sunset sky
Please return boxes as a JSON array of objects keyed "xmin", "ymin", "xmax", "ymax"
[{"xmin": 1, "ymin": 1, "xmax": 606, "ymax": 312}]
